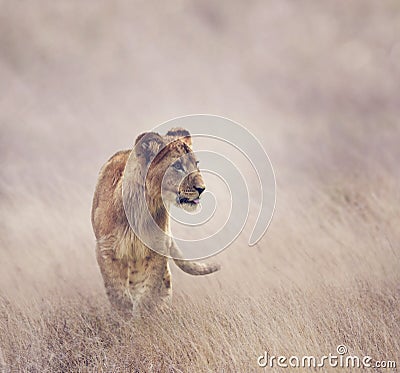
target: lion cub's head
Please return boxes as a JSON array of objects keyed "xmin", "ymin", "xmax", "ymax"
[{"xmin": 134, "ymin": 128, "xmax": 205, "ymax": 212}]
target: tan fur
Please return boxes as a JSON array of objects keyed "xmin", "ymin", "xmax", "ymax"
[{"xmin": 91, "ymin": 128, "xmax": 220, "ymax": 316}]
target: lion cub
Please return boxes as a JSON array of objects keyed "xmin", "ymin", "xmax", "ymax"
[{"xmin": 91, "ymin": 128, "xmax": 220, "ymax": 316}]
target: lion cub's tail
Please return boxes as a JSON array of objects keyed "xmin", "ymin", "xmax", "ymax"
[
  {"xmin": 173, "ymin": 258, "xmax": 221, "ymax": 275},
  {"xmin": 171, "ymin": 245, "xmax": 221, "ymax": 275}
]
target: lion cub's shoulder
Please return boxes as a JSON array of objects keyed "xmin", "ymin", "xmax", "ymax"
[{"xmin": 91, "ymin": 149, "xmax": 131, "ymax": 239}]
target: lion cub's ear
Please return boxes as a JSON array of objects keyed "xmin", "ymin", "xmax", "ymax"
[
  {"xmin": 166, "ymin": 127, "xmax": 192, "ymax": 148},
  {"xmin": 134, "ymin": 132, "xmax": 164, "ymax": 164}
]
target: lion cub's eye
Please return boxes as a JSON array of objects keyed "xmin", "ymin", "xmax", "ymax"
[{"xmin": 173, "ymin": 161, "xmax": 185, "ymax": 172}]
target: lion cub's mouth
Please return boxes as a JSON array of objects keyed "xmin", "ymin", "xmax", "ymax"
[{"xmin": 177, "ymin": 195, "xmax": 200, "ymax": 206}]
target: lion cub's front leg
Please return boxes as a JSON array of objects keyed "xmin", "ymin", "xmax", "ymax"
[
  {"xmin": 96, "ymin": 242, "xmax": 139, "ymax": 315},
  {"xmin": 127, "ymin": 254, "xmax": 172, "ymax": 315},
  {"xmin": 97, "ymin": 241, "xmax": 172, "ymax": 316}
]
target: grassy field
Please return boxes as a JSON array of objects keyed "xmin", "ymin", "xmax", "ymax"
[
  {"xmin": 1, "ymin": 1, "xmax": 399, "ymax": 372},
  {"xmin": 1, "ymin": 284, "xmax": 399, "ymax": 371}
]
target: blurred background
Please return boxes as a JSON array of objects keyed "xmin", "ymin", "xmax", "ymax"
[{"xmin": 1, "ymin": 0, "xmax": 399, "ymax": 300}]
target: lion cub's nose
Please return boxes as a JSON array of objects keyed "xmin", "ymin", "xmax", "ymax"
[{"xmin": 194, "ymin": 185, "xmax": 205, "ymax": 196}]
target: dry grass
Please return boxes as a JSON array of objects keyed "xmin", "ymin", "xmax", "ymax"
[
  {"xmin": 1, "ymin": 1, "xmax": 400, "ymax": 372},
  {"xmin": 0, "ymin": 283, "xmax": 399, "ymax": 372},
  {"xmin": 0, "ymin": 175, "xmax": 399, "ymax": 372}
]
